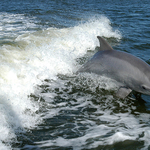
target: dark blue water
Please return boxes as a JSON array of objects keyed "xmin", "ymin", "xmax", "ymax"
[
  {"xmin": 0, "ymin": 0, "xmax": 150, "ymax": 149},
  {"xmin": 1, "ymin": 0, "xmax": 150, "ymax": 56}
]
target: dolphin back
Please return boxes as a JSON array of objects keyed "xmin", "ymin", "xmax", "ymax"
[{"xmin": 78, "ymin": 36, "xmax": 114, "ymax": 73}]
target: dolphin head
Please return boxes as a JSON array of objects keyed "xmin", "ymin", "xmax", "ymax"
[
  {"xmin": 139, "ymin": 83, "xmax": 150, "ymax": 95},
  {"xmin": 133, "ymin": 75, "xmax": 150, "ymax": 95},
  {"xmin": 142, "ymin": 85, "xmax": 150, "ymax": 94}
]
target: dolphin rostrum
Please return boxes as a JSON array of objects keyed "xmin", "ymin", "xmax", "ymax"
[{"xmin": 78, "ymin": 36, "xmax": 150, "ymax": 98}]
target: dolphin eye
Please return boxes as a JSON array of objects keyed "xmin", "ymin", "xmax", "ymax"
[{"xmin": 141, "ymin": 85, "xmax": 147, "ymax": 90}]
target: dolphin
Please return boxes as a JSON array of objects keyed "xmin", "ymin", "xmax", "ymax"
[{"xmin": 78, "ymin": 36, "xmax": 150, "ymax": 98}]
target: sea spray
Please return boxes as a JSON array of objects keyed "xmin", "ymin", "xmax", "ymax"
[{"xmin": 0, "ymin": 14, "xmax": 121, "ymax": 149}]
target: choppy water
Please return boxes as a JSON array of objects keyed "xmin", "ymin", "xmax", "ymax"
[{"xmin": 0, "ymin": 0, "xmax": 150, "ymax": 149}]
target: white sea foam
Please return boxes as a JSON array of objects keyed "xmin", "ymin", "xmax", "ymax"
[
  {"xmin": 0, "ymin": 14, "xmax": 124, "ymax": 149},
  {"xmin": 35, "ymin": 107, "xmax": 150, "ymax": 149}
]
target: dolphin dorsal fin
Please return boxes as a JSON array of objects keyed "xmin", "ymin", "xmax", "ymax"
[{"xmin": 97, "ymin": 36, "xmax": 114, "ymax": 51}]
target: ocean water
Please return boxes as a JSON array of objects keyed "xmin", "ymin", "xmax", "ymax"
[{"xmin": 0, "ymin": 0, "xmax": 150, "ymax": 149}]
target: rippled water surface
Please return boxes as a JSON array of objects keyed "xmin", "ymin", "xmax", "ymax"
[{"xmin": 0, "ymin": 0, "xmax": 150, "ymax": 149}]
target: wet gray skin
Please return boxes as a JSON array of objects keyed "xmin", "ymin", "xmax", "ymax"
[{"xmin": 78, "ymin": 36, "xmax": 150, "ymax": 98}]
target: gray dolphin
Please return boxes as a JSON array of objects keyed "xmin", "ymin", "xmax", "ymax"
[{"xmin": 78, "ymin": 36, "xmax": 150, "ymax": 98}]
